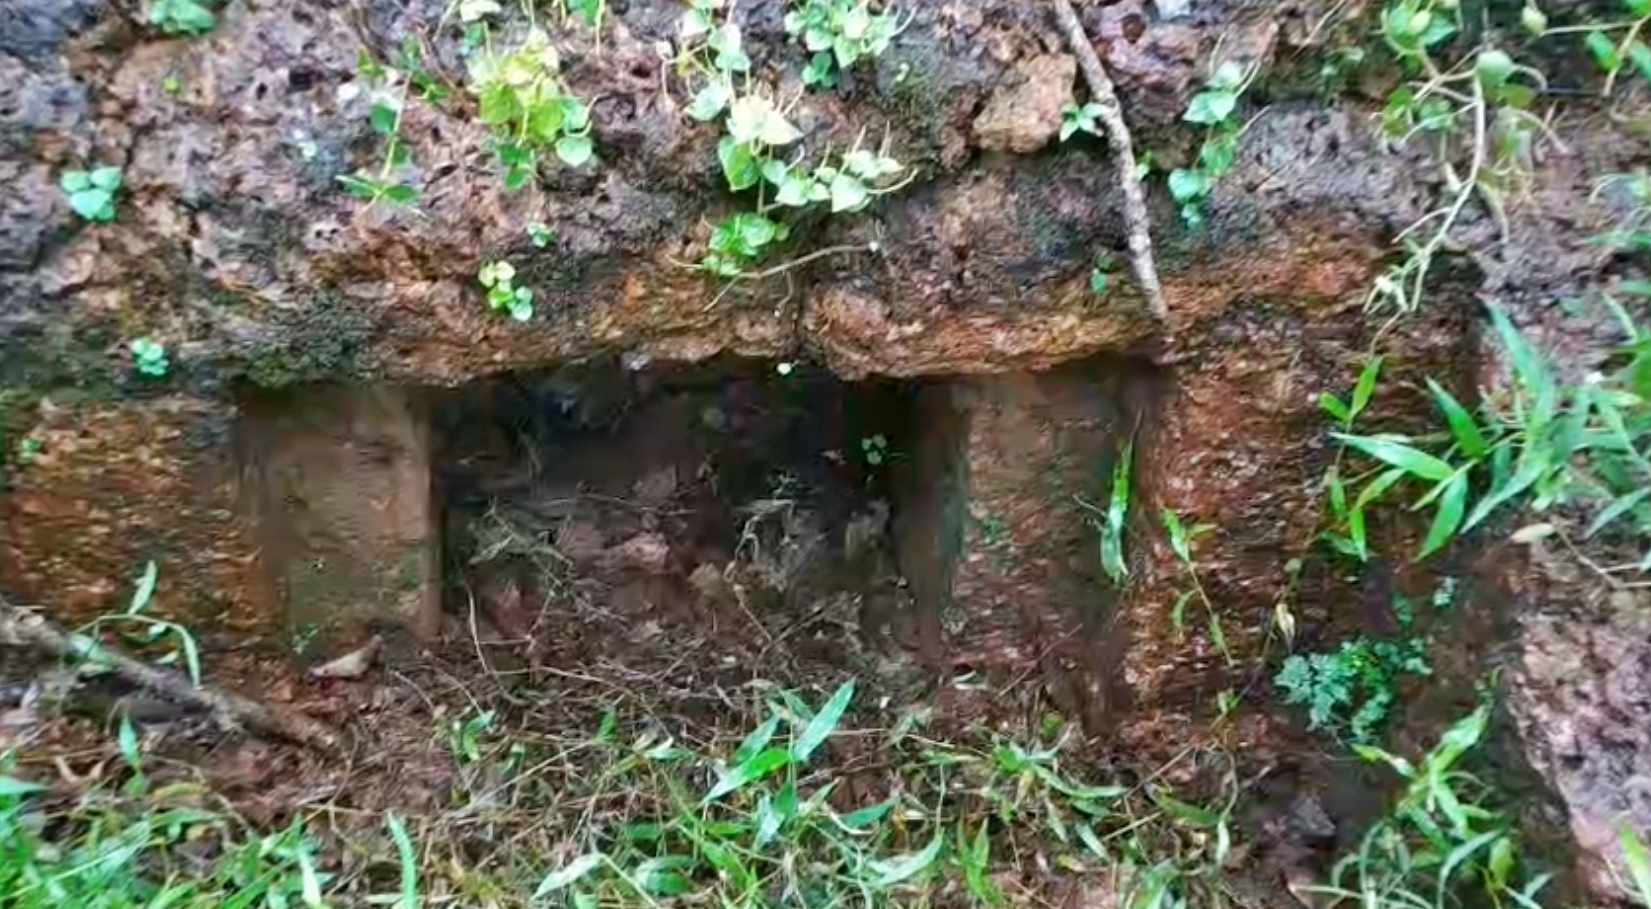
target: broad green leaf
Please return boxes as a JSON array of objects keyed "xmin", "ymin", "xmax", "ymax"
[
  {"xmin": 1426, "ymin": 379, "xmax": 1490, "ymax": 459},
  {"xmin": 792, "ymin": 679, "xmax": 855, "ymax": 762},
  {"xmin": 535, "ymin": 853, "xmax": 605, "ymax": 897},
  {"xmin": 1334, "ymin": 433, "xmax": 1455, "ymax": 482},
  {"xmin": 555, "ymin": 134, "xmax": 594, "ymax": 167},
  {"xmin": 1183, "ymin": 89, "xmax": 1237, "ymax": 125},
  {"xmin": 679, "ymin": 8, "xmax": 713, "ymax": 39},
  {"xmin": 1475, "ymin": 49, "xmax": 1515, "ymax": 88},
  {"xmin": 1319, "ymin": 392, "xmax": 1351, "ymax": 424},
  {"xmin": 561, "ymin": 99, "xmax": 592, "ymax": 132},
  {"xmin": 1418, "ymin": 472, "xmax": 1469, "ymax": 558},
  {"xmin": 90, "ymin": 167, "xmax": 124, "ymax": 191},
  {"xmin": 1629, "ymin": 40, "xmax": 1651, "ymax": 83},
  {"xmin": 1209, "ymin": 61, "xmax": 1247, "ymax": 91},
  {"xmin": 717, "ymin": 138, "xmax": 761, "ymax": 191},
  {"xmin": 382, "ymin": 183, "xmax": 419, "ymax": 205},
  {"xmin": 1588, "ymin": 30, "xmax": 1624, "ymax": 75},
  {"xmin": 687, "ymin": 79, "xmax": 732, "ymax": 121},
  {"xmin": 774, "ymin": 173, "xmax": 816, "ymax": 207},
  {"xmin": 150, "ymin": 0, "xmax": 216, "ymax": 34},
  {"xmin": 727, "ymin": 95, "xmax": 801, "ymax": 147},
  {"xmin": 370, "ymin": 102, "xmax": 399, "ymax": 135},
  {"xmin": 634, "ymin": 856, "xmax": 696, "ymax": 896},
  {"xmin": 1432, "ymin": 703, "xmax": 1489, "ymax": 770},
  {"xmin": 866, "ymin": 835, "xmax": 943, "ymax": 887},
  {"xmin": 732, "ymin": 714, "xmax": 780, "ymax": 764},
  {"xmin": 1167, "ymin": 168, "xmax": 1209, "ymax": 203},
  {"xmin": 1351, "ymin": 356, "xmax": 1384, "ymax": 420},
  {"xmin": 828, "ymin": 172, "xmax": 870, "ymax": 212},
  {"xmin": 0, "ymin": 776, "xmax": 46, "ymax": 797},
  {"xmin": 69, "ymin": 190, "xmax": 113, "ymax": 222},
  {"xmin": 704, "ymin": 747, "xmax": 791, "ymax": 802},
  {"xmin": 836, "ymin": 798, "xmax": 895, "ymax": 832},
  {"xmin": 60, "ymin": 170, "xmax": 91, "ymax": 192}
]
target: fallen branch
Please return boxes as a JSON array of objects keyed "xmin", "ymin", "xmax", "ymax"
[
  {"xmin": 1050, "ymin": 0, "xmax": 1169, "ymax": 326},
  {"xmin": 0, "ymin": 598, "xmax": 341, "ymax": 753}
]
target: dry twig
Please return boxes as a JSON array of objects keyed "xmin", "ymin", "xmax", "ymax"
[
  {"xmin": 0, "ymin": 597, "xmax": 341, "ymax": 753},
  {"xmin": 1050, "ymin": 0, "xmax": 1169, "ymax": 325}
]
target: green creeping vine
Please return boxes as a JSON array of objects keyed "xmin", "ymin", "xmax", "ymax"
[
  {"xmin": 1367, "ymin": 1, "xmax": 1549, "ymax": 315},
  {"xmin": 1168, "ymin": 61, "xmax": 1254, "ymax": 227},
  {"xmin": 467, "ymin": 25, "xmax": 595, "ymax": 186},
  {"xmin": 479, "ymin": 259, "xmax": 535, "ymax": 321},
  {"xmin": 783, "ymin": 0, "xmax": 905, "ymax": 90},
  {"xmin": 676, "ymin": 0, "xmax": 909, "ymax": 277},
  {"xmin": 60, "ymin": 166, "xmax": 123, "ymax": 223},
  {"xmin": 148, "ymin": 0, "xmax": 222, "ymax": 35}
]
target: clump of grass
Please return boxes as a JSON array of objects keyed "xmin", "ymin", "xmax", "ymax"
[
  {"xmin": 0, "ymin": 728, "xmax": 335, "ymax": 909},
  {"xmin": 1328, "ymin": 301, "xmax": 1651, "ymax": 569},
  {"xmin": 1309, "ymin": 703, "xmax": 1552, "ymax": 909}
]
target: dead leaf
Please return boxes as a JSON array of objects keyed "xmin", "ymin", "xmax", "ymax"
[{"xmin": 308, "ymin": 635, "xmax": 383, "ymax": 680}]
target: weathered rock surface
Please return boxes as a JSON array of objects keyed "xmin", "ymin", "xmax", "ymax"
[
  {"xmin": 3, "ymin": 0, "xmax": 1650, "ymax": 899},
  {"xmin": 971, "ymin": 53, "xmax": 1075, "ymax": 154},
  {"xmin": 1508, "ymin": 564, "xmax": 1651, "ymax": 902}
]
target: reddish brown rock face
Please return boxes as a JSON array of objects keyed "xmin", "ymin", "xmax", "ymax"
[
  {"xmin": 1, "ymin": 396, "xmax": 270, "ymax": 635},
  {"xmin": 972, "ymin": 54, "xmax": 1076, "ymax": 154},
  {"xmin": 4, "ymin": 1, "xmax": 1649, "ymax": 898},
  {"xmin": 239, "ymin": 385, "xmax": 441, "ymax": 651}
]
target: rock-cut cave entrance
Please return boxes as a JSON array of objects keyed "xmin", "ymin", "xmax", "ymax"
[
  {"xmin": 426, "ymin": 357, "xmax": 924, "ymax": 686},
  {"xmin": 238, "ymin": 353, "xmax": 1162, "ymax": 722}
]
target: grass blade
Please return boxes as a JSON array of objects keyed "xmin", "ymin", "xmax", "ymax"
[
  {"xmin": 1091, "ymin": 443, "xmax": 1133, "ymax": 584},
  {"xmin": 1351, "ymin": 356, "xmax": 1385, "ymax": 420},
  {"xmin": 1464, "ymin": 452, "xmax": 1546, "ymax": 531},
  {"xmin": 129, "ymin": 561, "xmax": 159, "ymax": 615},
  {"xmin": 1320, "ymin": 392, "xmax": 1352, "ymax": 424},
  {"xmin": 385, "ymin": 813, "xmax": 419, "ymax": 909},
  {"xmin": 1161, "ymin": 508, "xmax": 1191, "ymax": 562},
  {"xmin": 535, "ymin": 853, "xmax": 605, "ymax": 898},
  {"xmin": 791, "ymin": 679, "xmax": 855, "ymax": 764},
  {"xmin": 1589, "ymin": 487, "xmax": 1651, "ymax": 538},
  {"xmin": 1354, "ymin": 468, "xmax": 1407, "ymax": 511},
  {"xmin": 0, "ymin": 776, "xmax": 47, "ymax": 797},
  {"xmin": 1334, "ymin": 434, "xmax": 1455, "ymax": 482},
  {"xmin": 1436, "ymin": 830, "xmax": 1503, "ymax": 908},
  {"xmin": 867, "ymin": 835, "xmax": 943, "ymax": 887},
  {"xmin": 1619, "ymin": 825, "xmax": 1651, "ymax": 907},
  {"xmin": 706, "ymin": 747, "xmax": 792, "ymax": 802},
  {"xmin": 1419, "ymin": 473, "xmax": 1469, "ymax": 558},
  {"xmin": 732, "ymin": 715, "xmax": 780, "ymax": 765},
  {"xmin": 1426, "ymin": 378, "xmax": 1490, "ymax": 459}
]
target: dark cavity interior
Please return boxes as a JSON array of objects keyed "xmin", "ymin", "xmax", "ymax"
[{"xmin": 428, "ymin": 357, "xmax": 924, "ymax": 686}]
